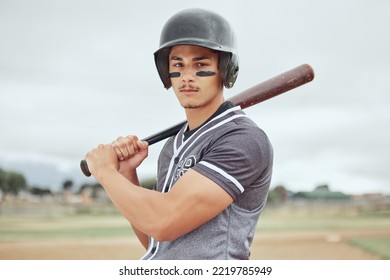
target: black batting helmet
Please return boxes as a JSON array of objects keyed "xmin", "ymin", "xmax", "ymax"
[{"xmin": 154, "ymin": 8, "xmax": 239, "ymax": 89}]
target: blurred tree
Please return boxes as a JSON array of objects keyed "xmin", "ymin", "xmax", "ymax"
[
  {"xmin": 0, "ymin": 169, "xmax": 6, "ymax": 189},
  {"xmin": 274, "ymin": 185, "xmax": 288, "ymax": 203},
  {"xmin": 0, "ymin": 169, "xmax": 27, "ymax": 199},
  {"xmin": 62, "ymin": 179, "xmax": 74, "ymax": 192},
  {"xmin": 7, "ymin": 171, "xmax": 27, "ymax": 195},
  {"xmin": 267, "ymin": 185, "xmax": 288, "ymax": 205},
  {"xmin": 77, "ymin": 183, "xmax": 106, "ymax": 200},
  {"xmin": 78, "ymin": 182, "xmax": 105, "ymax": 201},
  {"xmin": 29, "ymin": 186, "xmax": 52, "ymax": 197},
  {"xmin": 0, "ymin": 169, "xmax": 6, "ymax": 200},
  {"xmin": 90, "ymin": 183, "xmax": 103, "ymax": 199},
  {"xmin": 315, "ymin": 184, "xmax": 330, "ymax": 192}
]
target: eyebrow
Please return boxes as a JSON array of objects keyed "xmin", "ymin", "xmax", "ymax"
[
  {"xmin": 192, "ymin": 55, "xmax": 212, "ymax": 61},
  {"xmin": 170, "ymin": 55, "xmax": 212, "ymax": 61}
]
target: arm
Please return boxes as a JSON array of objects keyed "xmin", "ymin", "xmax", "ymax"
[
  {"xmin": 98, "ymin": 167, "xmax": 232, "ymax": 241},
  {"xmin": 89, "ymin": 136, "xmax": 151, "ymax": 248},
  {"xmin": 85, "ymin": 138, "xmax": 233, "ymax": 242},
  {"xmin": 120, "ymin": 168, "xmax": 149, "ymax": 249}
]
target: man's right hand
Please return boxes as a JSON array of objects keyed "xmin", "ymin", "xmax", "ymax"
[{"xmin": 111, "ymin": 135, "xmax": 149, "ymax": 176}]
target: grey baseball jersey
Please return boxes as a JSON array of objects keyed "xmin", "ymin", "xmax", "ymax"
[{"xmin": 141, "ymin": 102, "xmax": 273, "ymax": 260}]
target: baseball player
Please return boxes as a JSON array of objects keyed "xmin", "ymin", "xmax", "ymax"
[{"xmin": 85, "ymin": 8, "xmax": 273, "ymax": 260}]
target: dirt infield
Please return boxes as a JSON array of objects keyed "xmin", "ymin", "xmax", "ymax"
[{"xmin": 1, "ymin": 229, "xmax": 387, "ymax": 260}]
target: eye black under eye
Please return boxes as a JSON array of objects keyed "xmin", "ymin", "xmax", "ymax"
[
  {"xmin": 169, "ymin": 72, "xmax": 181, "ymax": 78},
  {"xmin": 196, "ymin": 71, "xmax": 216, "ymax": 77}
]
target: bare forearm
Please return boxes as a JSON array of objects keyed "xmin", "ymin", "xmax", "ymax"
[
  {"xmin": 131, "ymin": 224, "xmax": 149, "ymax": 249},
  {"xmin": 119, "ymin": 168, "xmax": 139, "ymax": 185},
  {"xmin": 120, "ymin": 169, "xmax": 150, "ymax": 249},
  {"xmin": 96, "ymin": 169, "xmax": 165, "ymax": 238},
  {"xmin": 85, "ymin": 137, "xmax": 156, "ymax": 243}
]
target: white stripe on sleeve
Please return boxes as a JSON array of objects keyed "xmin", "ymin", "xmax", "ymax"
[{"xmin": 198, "ymin": 161, "xmax": 245, "ymax": 193}]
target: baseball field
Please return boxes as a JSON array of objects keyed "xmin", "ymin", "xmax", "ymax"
[{"xmin": 0, "ymin": 204, "xmax": 389, "ymax": 260}]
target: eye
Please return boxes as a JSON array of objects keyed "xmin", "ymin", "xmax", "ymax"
[
  {"xmin": 195, "ymin": 62, "xmax": 207, "ymax": 68},
  {"xmin": 169, "ymin": 63, "xmax": 182, "ymax": 72},
  {"xmin": 171, "ymin": 62, "xmax": 183, "ymax": 68}
]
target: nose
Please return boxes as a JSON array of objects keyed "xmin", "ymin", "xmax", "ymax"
[{"xmin": 180, "ymin": 67, "xmax": 196, "ymax": 83}]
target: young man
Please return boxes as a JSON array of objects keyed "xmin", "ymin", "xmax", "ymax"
[{"xmin": 85, "ymin": 8, "xmax": 273, "ymax": 260}]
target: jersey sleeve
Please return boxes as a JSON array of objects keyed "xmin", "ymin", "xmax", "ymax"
[{"xmin": 192, "ymin": 125, "xmax": 273, "ymax": 201}]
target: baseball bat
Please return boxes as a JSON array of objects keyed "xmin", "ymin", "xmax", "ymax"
[{"xmin": 80, "ymin": 63, "xmax": 315, "ymax": 177}]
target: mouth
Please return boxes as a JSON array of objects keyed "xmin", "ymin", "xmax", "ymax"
[
  {"xmin": 180, "ymin": 88, "xmax": 198, "ymax": 92},
  {"xmin": 179, "ymin": 86, "xmax": 199, "ymax": 95}
]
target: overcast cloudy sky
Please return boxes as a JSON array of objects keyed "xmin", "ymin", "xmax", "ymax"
[{"xmin": 0, "ymin": 0, "xmax": 389, "ymax": 194}]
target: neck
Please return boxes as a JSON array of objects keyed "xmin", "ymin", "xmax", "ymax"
[{"xmin": 185, "ymin": 95, "xmax": 225, "ymax": 131}]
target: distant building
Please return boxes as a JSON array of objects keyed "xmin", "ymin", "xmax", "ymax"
[{"xmin": 292, "ymin": 185, "xmax": 351, "ymax": 201}]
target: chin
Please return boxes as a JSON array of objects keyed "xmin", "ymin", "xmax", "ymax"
[{"xmin": 182, "ymin": 104, "xmax": 201, "ymax": 109}]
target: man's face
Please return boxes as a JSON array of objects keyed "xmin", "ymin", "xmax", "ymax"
[{"xmin": 169, "ymin": 45, "xmax": 223, "ymax": 110}]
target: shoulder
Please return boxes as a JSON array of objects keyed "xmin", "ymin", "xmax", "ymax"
[{"xmin": 210, "ymin": 110, "xmax": 272, "ymax": 155}]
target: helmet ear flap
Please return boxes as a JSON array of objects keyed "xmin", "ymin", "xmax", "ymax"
[
  {"xmin": 154, "ymin": 47, "xmax": 172, "ymax": 89},
  {"xmin": 220, "ymin": 52, "xmax": 239, "ymax": 89}
]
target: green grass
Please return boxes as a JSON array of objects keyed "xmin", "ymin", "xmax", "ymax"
[
  {"xmin": 258, "ymin": 212, "xmax": 390, "ymax": 232},
  {"xmin": 0, "ymin": 214, "xmax": 134, "ymax": 241},
  {"xmin": 348, "ymin": 237, "xmax": 390, "ymax": 260},
  {"xmin": 0, "ymin": 226, "xmax": 133, "ymax": 240}
]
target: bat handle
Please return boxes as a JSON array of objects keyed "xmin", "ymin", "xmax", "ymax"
[{"xmin": 80, "ymin": 159, "xmax": 91, "ymax": 177}]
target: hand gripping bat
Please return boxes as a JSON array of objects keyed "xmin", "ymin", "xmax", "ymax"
[{"xmin": 80, "ymin": 63, "xmax": 315, "ymax": 177}]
